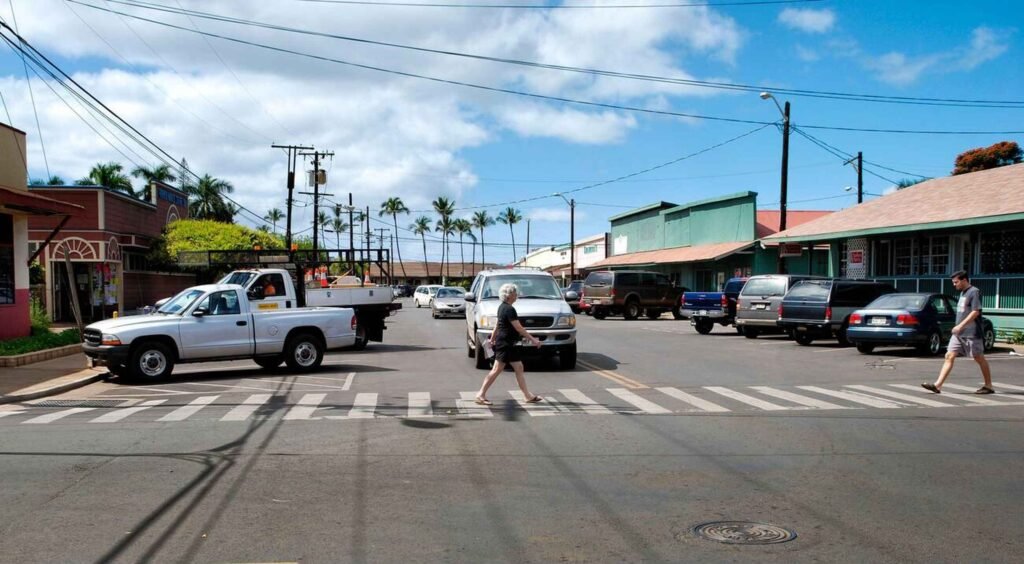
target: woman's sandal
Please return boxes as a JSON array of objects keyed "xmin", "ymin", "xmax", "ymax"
[
  {"xmin": 474, "ymin": 397, "xmax": 493, "ymax": 406},
  {"xmin": 525, "ymin": 395, "xmax": 544, "ymax": 404}
]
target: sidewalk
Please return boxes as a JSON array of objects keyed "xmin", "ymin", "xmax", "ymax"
[{"xmin": 0, "ymin": 353, "xmax": 107, "ymax": 404}]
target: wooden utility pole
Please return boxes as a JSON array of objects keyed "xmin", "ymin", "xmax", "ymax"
[
  {"xmin": 270, "ymin": 144, "xmax": 313, "ymax": 250},
  {"xmin": 298, "ymin": 149, "xmax": 334, "ymax": 252},
  {"xmin": 845, "ymin": 151, "xmax": 864, "ymax": 204}
]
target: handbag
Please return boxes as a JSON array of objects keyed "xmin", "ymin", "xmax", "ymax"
[{"xmin": 481, "ymin": 339, "xmax": 495, "ymax": 359}]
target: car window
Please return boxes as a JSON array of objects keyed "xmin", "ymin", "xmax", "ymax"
[
  {"xmin": 195, "ymin": 290, "xmax": 241, "ymax": 315},
  {"xmin": 585, "ymin": 272, "xmax": 613, "ymax": 286},
  {"xmin": 868, "ymin": 294, "xmax": 927, "ymax": 310},
  {"xmin": 617, "ymin": 272, "xmax": 639, "ymax": 286},
  {"xmin": 930, "ymin": 295, "xmax": 951, "ymax": 314},
  {"xmin": 157, "ymin": 288, "xmax": 204, "ymax": 314},
  {"xmin": 219, "ymin": 271, "xmax": 256, "ymax": 287},
  {"xmin": 656, "ymin": 275, "xmax": 671, "ymax": 287},
  {"xmin": 437, "ymin": 288, "xmax": 464, "ymax": 298},
  {"xmin": 470, "ymin": 275, "xmax": 483, "ymax": 295},
  {"xmin": 786, "ymin": 280, "xmax": 831, "ymax": 301},
  {"xmin": 724, "ymin": 279, "xmax": 746, "ymax": 294},
  {"xmin": 740, "ymin": 277, "xmax": 787, "ymax": 297}
]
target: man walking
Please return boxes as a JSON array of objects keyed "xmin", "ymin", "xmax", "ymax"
[{"xmin": 923, "ymin": 270, "xmax": 993, "ymax": 394}]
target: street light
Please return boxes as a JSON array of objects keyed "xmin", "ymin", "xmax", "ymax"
[
  {"xmin": 760, "ymin": 91, "xmax": 790, "ymax": 273},
  {"xmin": 553, "ymin": 193, "xmax": 575, "ymax": 283},
  {"xmin": 844, "ymin": 186, "xmax": 882, "ymax": 198}
]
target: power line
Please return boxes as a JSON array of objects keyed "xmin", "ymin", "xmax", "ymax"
[
  {"xmin": 93, "ymin": 0, "xmax": 1024, "ymax": 109},
  {"xmin": 294, "ymin": 0, "xmax": 826, "ymax": 8},
  {"xmin": 7, "ymin": 4, "xmax": 49, "ymax": 179},
  {"xmin": 790, "ymin": 126, "xmax": 901, "ymax": 185}
]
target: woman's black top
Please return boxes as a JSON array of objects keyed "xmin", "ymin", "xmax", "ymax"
[{"xmin": 494, "ymin": 302, "xmax": 519, "ymax": 347}]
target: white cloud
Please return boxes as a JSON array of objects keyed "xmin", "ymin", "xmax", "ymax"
[
  {"xmin": 862, "ymin": 26, "xmax": 1013, "ymax": 85},
  {"xmin": 777, "ymin": 8, "xmax": 836, "ymax": 34},
  {"xmin": 865, "ymin": 52, "xmax": 943, "ymax": 86},
  {"xmin": 794, "ymin": 45, "xmax": 821, "ymax": 62},
  {"xmin": 956, "ymin": 26, "xmax": 1010, "ymax": 70},
  {"xmin": 526, "ymin": 207, "xmax": 582, "ymax": 223}
]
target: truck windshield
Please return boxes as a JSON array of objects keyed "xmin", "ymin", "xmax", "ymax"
[
  {"xmin": 219, "ymin": 271, "xmax": 257, "ymax": 287},
  {"xmin": 157, "ymin": 288, "xmax": 205, "ymax": 314},
  {"xmin": 480, "ymin": 275, "xmax": 562, "ymax": 300},
  {"xmin": 740, "ymin": 277, "xmax": 787, "ymax": 297}
]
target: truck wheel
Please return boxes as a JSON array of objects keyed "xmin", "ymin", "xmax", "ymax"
[
  {"xmin": 671, "ymin": 304, "xmax": 685, "ymax": 320},
  {"xmin": 837, "ymin": 322, "xmax": 851, "ymax": 347},
  {"xmin": 645, "ymin": 309, "xmax": 662, "ymax": 320},
  {"xmin": 351, "ymin": 325, "xmax": 368, "ymax": 351},
  {"xmin": 474, "ymin": 333, "xmax": 490, "ymax": 370},
  {"xmin": 743, "ymin": 329, "xmax": 759, "ymax": 339},
  {"xmin": 558, "ymin": 343, "xmax": 577, "ymax": 370},
  {"xmin": 128, "ymin": 341, "xmax": 175, "ymax": 382},
  {"xmin": 694, "ymin": 318, "xmax": 714, "ymax": 335},
  {"xmin": 285, "ymin": 332, "xmax": 324, "ymax": 372},
  {"xmin": 623, "ymin": 299, "xmax": 640, "ymax": 320},
  {"xmin": 254, "ymin": 356, "xmax": 283, "ymax": 370},
  {"xmin": 794, "ymin": 333, "xmax": 814, "ymax": 346},
  {"xmin": 856, "ymin": 343, "xmax": 875, "ymax": 354},
  {"xmin": 592, "ymin": 309, "xmax": 607, "ymax": 320},
  {"xmin": 467, "ymin": 332, "xmax": 475, "ymax": 358},
  {"xmin": 735, "ymin": 325, "xmax": 745, "ymax": 336}
]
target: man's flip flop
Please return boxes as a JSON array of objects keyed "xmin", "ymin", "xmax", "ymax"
[
  {"xmin": 474, "ymin": 397, "xmax": 493, "ymax": 406},
  {"xmin": 974, "ymin": 387, "xmax": 995, "ymax": 395},
  {"xmin": 921, "ymin": 383, "xmax": 941, "ymax": 394},
  {"xmin": 525, "ymin": 395, "xmax": 544, "ymax": 404}
]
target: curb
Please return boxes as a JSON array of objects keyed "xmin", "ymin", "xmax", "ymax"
[
  {"xmin": 0, "ymin": 369, "xmax": 110, "ymax": 405},
  {"xmin": 0, "ymin": 344, "xmax": 83, "ymax": 368}
]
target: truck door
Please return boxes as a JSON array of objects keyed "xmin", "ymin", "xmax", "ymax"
[
  {"xmin": 179, "ymin": 290, "xmax": 253, "ymax": 359},
  {"xmin": 251, "ymin": 273, "xmax": 291, "ymax": 310}
]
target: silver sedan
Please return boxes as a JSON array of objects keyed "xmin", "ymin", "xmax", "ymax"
[{"xmin": 431, "ymin": 287, "xmax": 467, "ymax": 319}]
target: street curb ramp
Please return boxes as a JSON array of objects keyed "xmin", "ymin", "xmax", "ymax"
[{"xmin": 0, "ymin": 369, "xmax": 110, "ymax": 405}]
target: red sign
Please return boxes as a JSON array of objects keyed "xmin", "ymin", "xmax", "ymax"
[
  {"xmin": 849, "ymin": 250, "xmax": 864, "ymax": 265},
  {"xmin": 779, "ymin": 243, "xmax": 803, "ymax": 257}
]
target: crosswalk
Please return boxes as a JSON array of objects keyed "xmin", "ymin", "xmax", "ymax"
[{"xmin": 3, "ymin": 381, "xmax": 1024, "ymax": 426}]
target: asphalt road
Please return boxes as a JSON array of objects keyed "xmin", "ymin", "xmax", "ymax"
[{"xmin": 1, "ymin": 298, "xmax": 1023, "ymax": 563}]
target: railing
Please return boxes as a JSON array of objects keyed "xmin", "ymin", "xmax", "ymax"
[{"xmin": 871, "ymin": 276, "xmax": 1024, "ymax": 310}]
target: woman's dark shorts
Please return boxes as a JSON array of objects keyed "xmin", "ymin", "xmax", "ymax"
[{"xmin": 493, "ymin": 344, "xmax": 522, "ymax": 364}]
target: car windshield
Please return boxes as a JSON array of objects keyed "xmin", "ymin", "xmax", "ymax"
[
  {"xmin": 437, "ymin": 288, "xmax": 465, "ymax": 298},
  {"xmin": 566, "ymin": 281, "xmax": 583, "ymax": 292},
  {"xmin": 218, "ymin": 271, "xmax": 257, "ymax": 287},
  {"xmin": 786, "ymin": 280, "xmax": 832, "ymax": 300},
  {"xmin": 740, "ymin": 277, "xmax": 787, "ymax": 297},
  {"xmin": 428, "ymin": 287, "xmax": 440, "ymax": 295},
  {"xmin": 479, "ymin": 275, "xmax": 562, "ymax": 300},
  {"xmin": 867, "ymin": 294, "xmax": 927, "ymax": 310},
  {"xmin": 584, "ymin": 272, "xmax": 613, "ymax": 286},
  {"xmin": 157, "ymin": 288, "xmax": 204, "ymax": 314}
]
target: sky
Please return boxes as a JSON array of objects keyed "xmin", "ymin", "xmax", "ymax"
[{"xmin": 0, "ymin": 0, "xmax": 1021, "ymax": 266}]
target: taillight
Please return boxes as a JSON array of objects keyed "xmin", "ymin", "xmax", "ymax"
[
  {"xmin": 896, "ymin": 314, "xmax": 919, "ymax": 326},
  {"xmin": 850, "ymin": 313, "xmax": 862, "ymax": 325},
  {"xmin": 777, "ymin": 303, "xmax": 784, "ymax": 318},
  {"xmin": 351, "ymin": 316, "xmax": 358, "ymax": 330},
  {"xmin": 611, "ymin": 288, "xmax": 616, "ymax": 297},
  {"xmin": 825, "ymin": 306, "xmax": 832, "ymax": 322},
  {"xmin": 721, "ymin": 294, "xmax": 729, "ymax": 307}
]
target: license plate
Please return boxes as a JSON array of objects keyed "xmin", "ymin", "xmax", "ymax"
[
  {"xmin": 797, "ymin": 326, "xmax": 807, "ymax": 331},
  {"xmin": 869, "ymin": 317, "xmax": 888, "ymax": 326},
  {"xmin": 754, "ymin": 304, "xmax": 767, "ymax": 310},
  {"xmin": 699, "ymin": 310, "xmax": 708, "ymax": 316}
]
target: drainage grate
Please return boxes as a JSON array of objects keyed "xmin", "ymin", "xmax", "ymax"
[
  {"xmin": 692, "ymin": 521, "xmax": 796, "ymax": 545},
  {"xmin": 32, "ymin": 400, "xmax": 126, "ymax": 408}
]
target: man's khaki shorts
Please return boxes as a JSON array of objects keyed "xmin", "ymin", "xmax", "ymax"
[{"xmin": 948, "ymin": 334, "xmax": 984, "ymax": 357}]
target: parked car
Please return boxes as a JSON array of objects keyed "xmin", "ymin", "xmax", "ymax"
[
  {"xmin": 562, "ymin": 280, "xmax": 584, "ymax": 313},
  {"xmin": 846, "ymin": 293, "xmax": 996, "ymax": 355},
  {"xmin": 83, "ymin": 283, "xmax": 357, "ymax": 381},
  {"xmin": 680, "ymin": 277, "xmax": 749, "ymax": 334},
  {"xmin": 582, "ymin": 270, "xmax": 687, "ymax": 320},
  {"xmin": 431, "ymin": 287, "xmax": 467, "ymax": 319},
  {"xmin": 465, "ymin": 268, "xmax": 577, "ymax": 369},
  {"xmin": 392, "ymin": 284, "xmax": 413, "ymax": 298},
  {"xmin": 734, "ymin": 274, "xmax": 825, "ymax": 338},
  {"xmin": 413, "ymin": 285, "xmax": 442, "ymax": 308},
  {"xmin": 778, "ymin": 279, "xmax": 897, "ymax": 346}
]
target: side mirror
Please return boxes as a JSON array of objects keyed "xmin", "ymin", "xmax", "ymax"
[
  {"xmin": 154, "ymin": 297, "xmax": 169, "ymax": 308},
  {"xmin": 192, "ymin": 308, "xmax": 207, "ymax": 317},
  {"xmin": 565, "ymin": 291, "xmax": 579, "ymax": 300},
  {"xmin": 464, "ymin": 292, "xmax": 476, "ymax": 302}
]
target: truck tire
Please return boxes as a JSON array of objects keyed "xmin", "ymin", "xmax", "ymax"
[
  {"xmin": 735, "ymin": 325, "xmax": 745, "ymax": 336},
  {"xmin": 474, "ymin": 332, "xmax": 490, "ymax": 370},
  {"xmin": 254, "ymin": 356, "xmax": 283, "ymax": 370},
  {"xmin": 623, "ymin": 299, "xmax": 640, "ymax": 320},
  {"xmin": 592, "ymin": 309, "xmax": 607, "ymax": 320},
  {"xmin": 794, "ymin": 333, "xmax": 814, "ymax": 346},
  {"xmin": 694, "ymin": 318, "xmax": 714, "ymax": 335},
  {"xmin": 671, "ymin": 305, "xmax": 685, "ymax": 320},
  {"xmin": 558, "ymin": 342, "xmax": 577, "ymax": 370},
  {"xmin": 646, "ymin": 309, "xmax": 662, "ymax": 320},
  {"xmin": 467, "ymin": 332, "xmax": 475, "ymax": 358},
  {"xmin": 351, "ymin": 325, "xmax": 368, "ymax": 351},
  {"xmin": 128, "ymin": 341, "xmax": 175, "ymax": 382},
  {"xmin": 284, "ymin": 332, "xmax": 324, "ymax": 372},
  {"xmin": 743, "ymin": 328, "xmax": 759, "ymax": 339}
]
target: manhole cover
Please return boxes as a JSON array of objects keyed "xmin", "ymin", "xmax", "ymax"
[
  {"xmin": 32, "ymin": 400, "xmax": 125, "ymax": 408},
  {"xmin": 692, "ymin": 521, "xmax": 796, "ymax": 545}
]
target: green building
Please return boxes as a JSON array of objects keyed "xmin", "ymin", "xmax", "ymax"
[{"xmin": 587, "ymin": 192, "xmax": 830, "ymax": 290}]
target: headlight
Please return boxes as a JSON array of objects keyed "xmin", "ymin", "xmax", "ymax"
[
  {"xmin": 101, "ymin": 334, "xmax": 122, "ymax": 346},
  {"xmin": 479, "ymin": 315, "xmax": 498, "ymax": 328},
  {"xmin": 555, "ymin": 315, "xmax": 576, "ymax": 327}
]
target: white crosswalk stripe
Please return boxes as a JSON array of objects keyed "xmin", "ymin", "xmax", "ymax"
[
  {"xmin": 157, "ymin": 396, "xmax": 219, "ymax": 422},
  {"xmin": 607, "ymin": 388, "xmax": 672, "ymax": 414},
  {"xmin": 220, "ymin": 394, "xmax": 273, "ymax": 422},
  {"xmin": 509, "ymin": 391, "xmax": 560, "ymax": 416},
  {"xmin": 844, "ymin": 385, "xmax": 955, "ymax": 408},
  {"xmin": 348, "ymin": 393, "xmax": 378, "ymax": 419},
  {"xmin": 992, "ymin": 382, "xmax": 1024, "ymax": 393},
  {"xmin": 283, "ymin": 393, "xmax": 326, "ymax": 420},
  {"xmin": 558, "ymin": 389, "xmax": 614, "ymax": 415},
  {"xmin": 890, "ymin": 384, "xmax": 1009, "ymax": 406},
  {"xmin": 91, "ymin": 400, "xmax": 167, "ymax": 423},
  {"xmin": 749, "ymin": 386, "xmax": 852, "ymax": 410},
  {"xmin": 704, "ymin": 386, "xmax": 794, "ymax": 411},
  {"xmin": 656, "ymin": 387, "xmax": 730, "ymax": 412},
  {"xmin": 941, "ymin": 384, "xmax": 1024, "ymax": 404},
  {"xmin": 457, "ymin": 391, "xmax": 493, "ymax": 417},
  {"xmin": 23, "ymin": 407, "xmax": 95, "ymax": 424},
  {"xmin": 407, "ymin": 392, "xmax": 433, "ymax": 418},
  {"xmin": 797, "ymin": 386, "xmax": 904, "ymax": 409},
  {"xmin": 0, "ymin": 410, "xmax": 26, "ymax": 419}
]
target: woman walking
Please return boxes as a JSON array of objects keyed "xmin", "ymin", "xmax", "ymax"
[{"xmin": 475, "ymin": 283, "xmax": 543, "ymax": 406}]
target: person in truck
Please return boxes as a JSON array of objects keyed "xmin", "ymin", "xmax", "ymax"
[{"xmin": 261, "ymin": 277, "xmax": 278, "ymax": 297}]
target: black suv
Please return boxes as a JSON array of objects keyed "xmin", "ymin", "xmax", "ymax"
[
  {"xmin": 562, "ymin": 280, "xmax": 584, "ymax": 313},
  {"xmin": 778, "ymin": 279, "xmax": 897, "ymax": 346},
  {"xmin": 582, "ymin": 270, "xmax": 688, "ymax": 320}
]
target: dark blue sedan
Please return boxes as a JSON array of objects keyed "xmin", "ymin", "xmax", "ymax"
[{"xmin": 846, "ymin": 293, "xmax": 995, "ymax": 356}]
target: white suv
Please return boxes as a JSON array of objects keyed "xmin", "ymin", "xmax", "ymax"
[
  {"xmin": 413, "ymin": 285, "xmax": 441, "ymax": 308},
  {"xmin": 465, "ymin": 268, "xmax": 578, "ymax": 370}
]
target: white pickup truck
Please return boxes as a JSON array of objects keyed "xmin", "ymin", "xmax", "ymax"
[{"xmin": 83, "ymin": 283, "xmax": 357, "ymax": 381}]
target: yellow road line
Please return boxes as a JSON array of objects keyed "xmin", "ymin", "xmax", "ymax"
[{"xmin": 577, "ymin": 360, "xmax": 648, "ymax": 389}]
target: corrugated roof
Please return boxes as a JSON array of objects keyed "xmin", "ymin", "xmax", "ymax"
[
  {"xmin": 586, "ymin": 240, "xmax": 753, "ymax": 269},
  {"xmin": 755, "ymin": 210, "xmax": 833, "ymax": 239},
  {"xmin": 764, "ymin": 163, "xmax": 1024, "ymax": 242}
]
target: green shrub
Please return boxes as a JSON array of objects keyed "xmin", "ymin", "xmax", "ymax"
[
  {"xmin": 0, "ymin": 329, "xmax": 81, "ymax": 356},
  {"xmin": 1010, "ymin": 330, "xmax": 1024, "ymax": 346},
  {"xmin": 29, "ymin": 297, "xmax": 50, "ymax": 331}
]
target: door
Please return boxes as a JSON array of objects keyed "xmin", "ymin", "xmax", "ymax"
[
  {"xmin": 251, "ymin": 273, "xmax": 289, "ymax": 310},
  {"xmin": 179, "ymin": 290, "xmax": 252, "ymax": 359},
  {"xmin": 937, "ymin": 296, "xmax": 957, "ymax": 338}
]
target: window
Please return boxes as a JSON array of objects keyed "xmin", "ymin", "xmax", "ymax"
[
  {"xmin": 196, "ymin": 290, "xmax": 241, "ymax": 315},
  {"xmin": 0, "ymin": 214, "xmax": 13, "ymax": 305},
  {"xmin": 922, "ymin": 236, "xmax": 949, "ymax": 275},
  {"xmin": 980, "ymin": 230, "xmax": 1024, "ymax": 274},
  {"xmin": 583, "ymin": 245, "xmax": 598, "ymax": 254},
  {"xmin": 787, "ymin": 280, "xmax": 831, "ymax": 301},
  {"xmin": 874, "ymin": 240, "xmax": 892, "ymax": 276},
  {"xmin": 616, "ymin": 272, "xmax": 639, "ymax": 286},
  {"xmin": 124, "ymin": 251, "xmax": 151, "ymax": 272},
  {"xmin": 894, "ymin": 238, "xmax": 914, "ymax": 275},
  {"xmin": 838, "ymin": 240, "xmax": 848, "ymax": 277},
  {"xmin": 656, "ymin": 274, "xmax": 671, "ymax": 287},
  {"xmin": 930, "ymin": 295, "xmax": 951, "ymax": 315},
  {"xmin": 739, "ymin": 277, "xmax": 787, "ymax": 297}
]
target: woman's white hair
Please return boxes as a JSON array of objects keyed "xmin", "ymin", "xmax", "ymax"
[{"xmin": 499, "ymin": 283, "xmax": 519, "ymax": 303}]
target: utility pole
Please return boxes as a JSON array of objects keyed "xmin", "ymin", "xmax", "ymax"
[
  {"xmin": 298, "ymin": 149, "xmax": 334, "ymax": 252},
  {"xmin": 526, "ymin": 219, "xmax": 531, "ymax": 257},
  {"xmin": 569, "ymin": 198, "xmax": 575, "ymax": 281},
  {"xmin": 845, "ymin": 151, "xmax": 864, "ymax": 204},
  {"xmin": 780, "ymin": 100, "xmax": 790, "ymax": 234},
  {"xmin": 271, "ymin": 144, "xmax": 313, "ymax": 250}
]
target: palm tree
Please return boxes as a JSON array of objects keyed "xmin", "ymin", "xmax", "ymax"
[
  {"xmin": 76, "ymin": 162, "xmax": 133, "ymax": 194},
  {"xmin": 188, "ymin": 174, "xmax": 235, "ymax": 222},
  {"xmin": 496, "ymin": 207, "xmax": 523, "ymax": 264},
  {"xmin": 131, "ymin": 163, "xmax": 177, "ymax": 200},
  {"xmin": 435, "ymin": 216, "xmax": 456, "ymax": 282},
  {"xmin": 466, "ymin": 230, "xmax": 477, "ymax": 277},
  {"xmin": 264, "ymin": 208, "xmax": 285, "ymax": 234},
  {"xmin": 471, "ymin": 210, "xmax": 494, "ymax": 271},
  {"xmin": 316, "ymin": 210, "xmax": 330, "ymax": 248},
  {"xmin": 410, "ymin": 216, "xmax": 432, "ymax": 280},
  {"xmin": 453, "ymin": 218, "xmax": 473, "ymax": 278},
  {"xmin": 329, "ymin": 217, "xmax": 348, "ymax": 249},
  {"xmin": 379, "ymin": 197, "xmax": 410, "ymax": 279},
  {"xmin": 29, "ymin": 175, "xmax": 65, "ymax": 186}
]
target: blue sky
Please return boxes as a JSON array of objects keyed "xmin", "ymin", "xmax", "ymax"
[{"xmin": 0, "ymin": 0, "xmax": 1020, "ymax": 265}]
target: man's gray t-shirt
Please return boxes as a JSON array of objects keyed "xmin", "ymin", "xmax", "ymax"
[{"xmin": 956, "ymin": 285, "xmax": 982, "ymax": 338}]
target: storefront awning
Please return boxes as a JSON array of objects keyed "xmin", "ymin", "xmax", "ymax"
[
  {"xmin": 587, "ymin": 240, "xmax": 754, "ymax": 269},
  {"xmin": 0, "ymin": 185, "xmax": 83, "ymax": 216}
]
